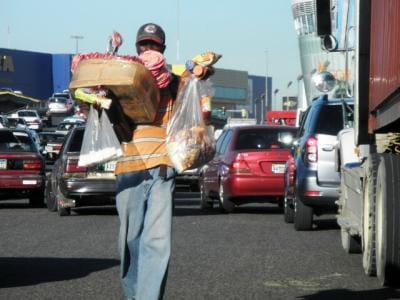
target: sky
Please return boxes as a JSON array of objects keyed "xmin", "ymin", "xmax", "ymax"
[{"xmin": 1, "ymin": 0, "xmax": 301, "ymax": 97}]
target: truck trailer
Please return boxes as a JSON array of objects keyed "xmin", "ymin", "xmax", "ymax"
[{"xmin": 315, "ymin": 0, "xmax": 400, "ymax": 286}]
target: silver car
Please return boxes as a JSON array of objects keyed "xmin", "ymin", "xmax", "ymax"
[{"xmin": 291, "ymin": 96, "xmax": 353, "ymax": 230}]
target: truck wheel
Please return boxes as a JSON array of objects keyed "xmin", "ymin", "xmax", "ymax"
[
  {"xmin": 375, "ymin": 154, "xmax": 400, "ymax": 286},
  {"xmin": 294, "ymin": 195, "xmax": 313, "ymax": 231},
  {"xmin": 284, "ymin": 191, "xmax": 294, "ymax": 223},
  {"xmin": 218, "ymin": 181, "xmax": 234, "ymax": 213},
  {"xmin": 341, "ymin": 229, "xmax": 361, "ymax": 253},
  {"xmin": 362, "ymin": 154, "xmax": 379, "ymax": 276}
]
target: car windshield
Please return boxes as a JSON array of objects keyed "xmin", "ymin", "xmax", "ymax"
[
  {"xmin": 315, "ymin": 105, "xmax": 346, "ymax": 135},
  {"xmin": 18, "ymin": 111, "xmax": 36, "ymax": 117},
  {"xmin": 69, "ymin": 129, "xmax": 84, "ymax": 152},
  {"xmin": 0, "ymin": 131, "xmax": 36, "ymax": 152},
  {"xmin": 49, "ymin": 98, "xmax": 67, "ymax": 104},
  {"xmin": 39, "ymin": 133, "xmax": 65, "ymax": 144},
  {"xmin": 235, "ymin": 129, "xmax": 296, "ymax": 150}
]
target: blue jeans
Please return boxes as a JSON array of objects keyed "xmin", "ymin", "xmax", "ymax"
[{"xmin": 116, "ymin": 166, "xmax": 175, "ymax": 300}]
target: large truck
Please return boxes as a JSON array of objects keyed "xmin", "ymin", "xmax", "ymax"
[{"xmin": 315, "ymin": 0, "xmax": 400, "ymax": 286}]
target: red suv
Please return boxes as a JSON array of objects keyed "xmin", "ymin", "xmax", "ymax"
[{"xmin": 199, "ymin": 125, "xmax": 297, "ymax": 213}]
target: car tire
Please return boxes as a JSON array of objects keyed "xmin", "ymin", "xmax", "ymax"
[
  {"xmin": 284, "ymin": 195, "xmax": 294, "ymax": 223},
  {"xmin": 55, "ymin": 185, "xmax": 71, "ymax": 217},
  {"xmin": 199, "ymin": 180, "xmax": 213, "ymax": 210},
  {"xmin": 45, "ymin": 178, "xmax": 57, "ymax": 212},
  {"xmin": 294, "ymin": 195, "xmax": 313, "ymax": 231},
  {"xmin": 218, "ymin": 181, "xmax": 234, "ymax": 213},
  {"xmin": 58, "ymin": 206, "xmax": 71, "ymax": 217}
]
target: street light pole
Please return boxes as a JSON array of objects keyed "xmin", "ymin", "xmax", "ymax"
[
  {"xmin": 70, "ymin": 35, "xmax": 84, "ymax": 54},
  {"xmin": 262, "ymin": 49, "xmax": 268, "ymax": 123}
]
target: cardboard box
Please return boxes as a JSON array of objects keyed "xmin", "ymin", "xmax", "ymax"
[{"xmin": 69, "ymin": 58, "xmax": 159, "ymax": 123}]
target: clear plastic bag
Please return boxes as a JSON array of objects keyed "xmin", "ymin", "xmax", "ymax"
[
  {"xmin": 78, "ymin": 105, "xmax": 123, "ymax": 167},
  {"xmin": 166, "ymin": 75, "xmax": 215, "ymax": 173}
]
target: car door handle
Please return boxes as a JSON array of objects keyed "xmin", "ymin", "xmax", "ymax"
[{"xmin": 322, "ymin": 144, "xmax": 334, "ymax": 151}]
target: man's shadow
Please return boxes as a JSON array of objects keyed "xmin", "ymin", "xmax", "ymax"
[{"xmin": 0, "ymin": 257, "xmax": 119, "ymax": 288}]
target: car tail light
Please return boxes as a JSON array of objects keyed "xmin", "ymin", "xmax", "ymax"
[
  {"xmin": 65, "ymin": 158, "xmax": 87, "ymax": 173},
  {"xmin": 305, "ymin": 137, "xmax": 318, "ymax": 163},
  {"xmin": 229, "ymin": 155, "xmax": 252, "ymax": 174},
  {"xmin": 23, "ymin": 159, "xmax": 42, "ymax": 170},
  {"xmin": 304, "ymin": 191, "xmax": 322, "ymax": 196},
  {"xmin": 54, "ymin": 145, "xmax": 62, "ymax": 151}
]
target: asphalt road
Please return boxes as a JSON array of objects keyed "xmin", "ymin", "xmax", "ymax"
[{"xmin": 1, "ymin": 191, "xmax": 400, "ymax": 300}]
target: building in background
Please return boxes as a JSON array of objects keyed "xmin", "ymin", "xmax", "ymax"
[{"xmin": 0, "ymin": 48, "xmax": 71, "ymax": 100}]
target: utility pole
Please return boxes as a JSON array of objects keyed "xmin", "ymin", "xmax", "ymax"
[
  {"xmin": 176, "ymin": 0, "xmax": 180, "ymax": 63},
  {"xmin": 70, "ymin": 35, "xmax": 84, "ymax": 54}
]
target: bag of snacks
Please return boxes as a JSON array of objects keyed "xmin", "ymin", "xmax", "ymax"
[{"xmin": 166, "ymin": 75, "xmax": 215, "ymax": 173}]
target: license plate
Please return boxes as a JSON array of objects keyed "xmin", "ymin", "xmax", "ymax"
[
  {"xmin": 103, "ymin": 161, "xmax": 116, "ymax": 172},
  {"xmin": 272, "ymin": 164, "xmax": 285, "ymax": 174},
  {"xmin": 0, "ymin": 159, "xmax": 6, "ymax": 169},
  {"xmin": 23, "ymin": 180, "xmax": 37, "ymax": 185}
]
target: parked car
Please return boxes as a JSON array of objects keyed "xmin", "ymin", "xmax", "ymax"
[
  {"xmin": 199, "ymin": 125, "xmax": 297, "ymax": 213},
  {"xmin": 0, "ymin": 128, "xmax": 46, "ymax": 206},
  {"xmin": 290, "ymin": 95, "xmax": 354, "ymax": 230},
  {"xmin": 38, "ymin": 131, "xmax": 66, "ymax": 163},
  {"xmin": 13, "ymin": 110, "xmax": 43, "ymax": 131},
  {"xmin": 45, "ymin": 126, "xmax": 116, "ymax": 216}
]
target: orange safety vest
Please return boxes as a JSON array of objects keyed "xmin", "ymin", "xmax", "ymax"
[{"xmin": 114, "ymin": 88, "xmax": 176, "ymax": 175}]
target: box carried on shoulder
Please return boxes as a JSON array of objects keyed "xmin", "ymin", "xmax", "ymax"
[{"xmin": 69, "ymin": 58, "xmax": 159, "ymax": 124}]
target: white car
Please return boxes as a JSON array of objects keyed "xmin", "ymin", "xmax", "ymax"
[
  {"xmin": 14, "ymin": 110, "xmax": 43, "ymax": 131},
  {"xmin": 47, "ymin": 97, "xmax": 74, "ymax": 114}
]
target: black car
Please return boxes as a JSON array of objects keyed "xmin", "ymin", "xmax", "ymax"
[
  {"xmin": 0, "ymin": 128, "xmax": 46, "ymax": 206},
  {"xmin": 289, "ymin": 95, "xmax": 353, "ymax": 230},
  {"xmin": 45, "ymin": 126, "xmax": 116, "ymax": 216}
]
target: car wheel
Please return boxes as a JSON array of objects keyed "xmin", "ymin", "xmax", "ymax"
[
  {"xmin": 218, "ymin": 180, "xmax": 234, "ymax": 213},
  {"xmin": 55, "ymin": 185, "xmax": 71, "ymax": 217},
  {"xmin": 45, "ymin": 178, "xmax": 57, "ymax": 212},
  {"xmin": 199, "ymin": 180, "xmax": 213, "ymax": 210},
  {"xmin": 294, "ymin": 195, "xmax": 313, "ymax": 231},
  {"xmin": 58, "ymin": 206, "xmax": 71, "ymax": 217},
  {"xmin": 284, "ymin": 194, "xmax": 294, "ymax": 224},
  {"xmin": 29, "ymin": 189, "xmax": 44, "ymax": 207}
]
